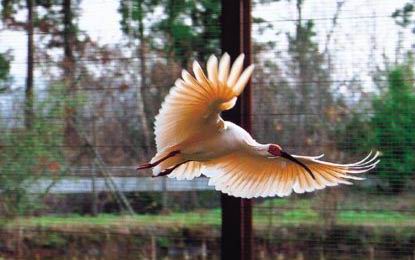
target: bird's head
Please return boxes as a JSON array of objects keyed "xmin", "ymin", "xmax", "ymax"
[
  {"xmin": 267, "ymin": 144, "xmax": 316, "ymax": 179},
  {"xmin": 268, "ymin": 144, "xmax": 282, "ymax": 157}
]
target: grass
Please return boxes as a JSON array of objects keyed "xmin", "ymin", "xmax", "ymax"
[
  {"xmin": 3, "ymin": 192, "xmax": 415, "ymax": 230},
  {"xmin": 3, "ymin": 205, "xmax": 414, "ymax": 231},
  {"xmin": 338, "ymin": 210, "xmax": 414, "ymax": 225},
  {"xmin": 4, "ymin": 210, "xmax": 222, "ymax": 230}
]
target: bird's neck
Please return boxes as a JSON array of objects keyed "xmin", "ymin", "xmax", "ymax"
[{"xmin": 247, "ymin": 143, "xmax": 270, "ymax": 157}]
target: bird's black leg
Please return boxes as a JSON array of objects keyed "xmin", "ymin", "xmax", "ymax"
[
  {"xmin": 137, "ymin": 150, "xmax": 180, "ymax": 170},
  {"xmin": 154, "ymin": 160, "xmax": 191, "ymax": 177}
]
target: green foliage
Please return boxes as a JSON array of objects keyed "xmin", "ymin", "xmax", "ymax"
[
  {"xmin": 370, "ymin": 63, "xmax": 415, "ymax": 193},
  {"xmin": 164, "ymin": 0, "xmax": 220, "ymax": 64},
  {"xmin": 282, "ymin": 13, "xmax": 336, "ymax": 146},
  {"xmin": 288, "ymin": 20, "xmax": 318, "ymax": 55},
  {"xmin": 0, "ymin": 52, "xmax": 10, "ymax": 92},
  {"xmin": 392, "ymin": 2, "xmax": 415, "ymax": 27},
  {"xmin": 119, "ymin": 0, "xmax": 159, "ymax": 38},
  {"xmin": 1, "ymin": 0, "xmax": 81, "ymax": 50},
  {"xmin": 336, "ymin": 112, "xmax": 371, "ymax": 153},
  {"xmin": 287, "ymin": 19, "xmax": 329, "ymax": 88},
  {"xmin": 0, "ymin": 0, "xmax": 21, "ymax": 20},
  {"xmin": 119, "ymin": 0, "xmax": 220, "ymax": 66},
  {"xmin": 337, "ymin": 61, "xmax": 415, "ymax": 193},
  {"xmin": 5, "ymin": 202, "xmax": 415, "ymax": 228},
  {"xmin": 0, "ymin": 53, "xmax": 10, "ymax": 81},
  {"xmin": 0, "ymin": 86, "xmax": 67, "ymax": 217}
]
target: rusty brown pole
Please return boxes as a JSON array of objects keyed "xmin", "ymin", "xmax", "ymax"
[
  {"xmin": 220, "ymin": 0, "xmax": 253, "ymax": 259},
  {"xmin": 25, "ymin": 0, "xmax": 34, "ymax": 129}
]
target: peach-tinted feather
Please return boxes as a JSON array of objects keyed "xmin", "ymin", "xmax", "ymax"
[
  {"xmin": 151, "ymin": 53, "xmax": 254, "ymax": 178},
  {"xmin": 154, "ymin": 53, "xmax": 253, "ymax": 153},
  {"xmin": 204, "ymin": 151, "xmax": 379, "ymax": 198},
  {"xmin": 147, "ymin": 53, "xmax": 377, "ymax": 198}
]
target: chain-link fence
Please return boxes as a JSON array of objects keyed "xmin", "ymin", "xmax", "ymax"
[{"xmin": 0, "ymin": 0, "xmax": 414, "ymax": 258}]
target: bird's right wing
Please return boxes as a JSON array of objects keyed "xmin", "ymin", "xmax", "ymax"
[
  {"xmin": 154, "ymin": 53, "xmax": 254, "ymax": 152},
  {"xmin": 204, "ymin": 151, "xmax": 379, "ymax": 198}
]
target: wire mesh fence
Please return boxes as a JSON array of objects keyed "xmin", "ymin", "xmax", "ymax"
[{"xmin": 0, "ymin": 0, "xmax": 414, "ymax": 259}]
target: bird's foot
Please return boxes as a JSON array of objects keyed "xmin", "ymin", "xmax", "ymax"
[
  {"xmin": 152, "ymin": 167, "xmax": 174, "ymax": 177},
  {"xmin": 136, "ymin": 163, "xmax": 154, "ymax": 170},
  {"xmin": 137, "ymin": 150, "xmax": 181, "ymax": 171},
  {"xmin": 152, "ymin": 160, "xmax": 190, "ymax": 177}
]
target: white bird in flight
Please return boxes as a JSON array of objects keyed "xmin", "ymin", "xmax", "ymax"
[{"xmin": 137, "ymin": 53, "xmax": 379, "ymax": 198}]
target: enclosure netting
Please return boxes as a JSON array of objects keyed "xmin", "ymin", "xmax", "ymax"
[{"xmin": 0, "ymin": 0, "xmax": 414, "ymax": 259}]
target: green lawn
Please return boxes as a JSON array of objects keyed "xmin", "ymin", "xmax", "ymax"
[
  {"xmin": 3, "ymin": 205, "xmax": 414, "ymax": 230},
  {"xmin": 3, "ymin": 192, "xmax": 415, "ymax": 230},
  {"xmin": 3, "ymin": 210, "xmax": 222, "ymax": 230}
]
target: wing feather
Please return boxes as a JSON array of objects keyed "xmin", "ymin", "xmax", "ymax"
[
  {"xmin": 207, "ymin": 55, "xmax": 219, "ymax": 84},
  {"xmin": 168, "ymin": 161, "xmax": 203, "ymax": 180},
  {"xmin": 262, "ymin": 169, "xmax": 274, "ymax": 196},
  {"xmin": 255, "ymin": 168, "xmax": 271, "ymax": 197},
  {"xmin": 204, "ymin": 152, "xmax": 378, "ymax": 198},
  {"xmin": 154, "ymin": 53, "xmax": 254, "ymax": 152},
  {"xmin": 227, "ymin": 54, "xmax": 245, "ymax": 86},
  {"xmin": 218, "ymin": 53, "xmax": 230, "ymax": 83}
]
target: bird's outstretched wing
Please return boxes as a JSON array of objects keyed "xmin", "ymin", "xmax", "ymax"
[
  {"xmin": 154, "ymin": 53, "xmax": 254, "ymax": 151},
  {"xmin": 204, "ymin": 151, "xmax": 379, "ymax": 198}
]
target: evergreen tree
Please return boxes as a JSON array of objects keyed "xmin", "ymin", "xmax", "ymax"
[
  {"xmin": 392, "ymin": 1, "xmax": 415, "ymax": 28},
  {"xmin": 370, "ymin": 62, "xmax": 415, "ymax": 193},
  {"xmin": 283, "ymin": 0, "xmax": 335, "ymax": 152},
  {"xmin": 0, "ymin": 52, "xmax": 11, "ymax": 92}
]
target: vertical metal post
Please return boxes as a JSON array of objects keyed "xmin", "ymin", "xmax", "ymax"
[
  {"xmin": 220, "ymin": 0, "xmax": 253, "ymax": 260},
  {"xmin": 25, "ymin": 0, "xmax": 34, "ymax": 129}
]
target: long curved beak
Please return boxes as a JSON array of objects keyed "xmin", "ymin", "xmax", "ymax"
[{"xmin": 281, "ymin": 151, "xmax": 316, "ymax": 180}]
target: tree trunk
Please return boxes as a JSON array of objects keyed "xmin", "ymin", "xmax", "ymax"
[
  {"xmin": 295, "ymin": 0, "xmax": 306, "ymax": 150},
  {"xmin": 137, "ymin": 1, "xmax": 152, "ymax": 153},
  {"xmin": 62, "ymin": 0, "xmax": 80, "ymax": 152},
  {"xmin": 25, "ymin": 0, "xmax": 34, "ymax": 129},
  {"xmin": 63, "ymin": 0, "xmax": 74, "ymax": 86},
  {"xmin": 138, "ymin": 8, "xmax": 147, "ymax": 89}
]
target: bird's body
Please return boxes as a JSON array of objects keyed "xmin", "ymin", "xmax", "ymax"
[
  {"xmin": 138, "ymin": 53, "xmax": 379, "ymax": 198},
  {"xmin": 181, "ymin": 121, "xmax": 258, "ymax": 161}
]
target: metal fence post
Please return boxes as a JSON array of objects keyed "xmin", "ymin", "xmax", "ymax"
[{"xmin": 220, "ymin": 0, "xmax": 253, "ymax": 259}]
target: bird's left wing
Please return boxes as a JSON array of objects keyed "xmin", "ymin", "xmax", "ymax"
[
  {"xmin": 154, "ymin": 53, "xmax": 254, "ymax": 152},
  {"xmin": 204, "ymin": 151, "xmax": 379, "ymax": 198}
]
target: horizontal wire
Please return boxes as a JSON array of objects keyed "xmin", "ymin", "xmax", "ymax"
[
  {"xmin": 6, "ymin": 47, "xmax": 408, "ymax": 65},
  {"xmin": 0, "ymin": 110, "xmax": 384, "ymax": 121},
  {"xmin": 0, "ymin": 14, "xmax": 398, "ymax": 39}
]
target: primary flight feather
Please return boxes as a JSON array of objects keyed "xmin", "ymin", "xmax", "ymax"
[{"xmin": 137, "ymin": 53, "xmax": 379, "ymax": 198}]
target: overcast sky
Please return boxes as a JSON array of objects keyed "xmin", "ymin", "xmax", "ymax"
[{"xmin": 0, "ymin": 0, "xmax": 412, "ymax": 93}]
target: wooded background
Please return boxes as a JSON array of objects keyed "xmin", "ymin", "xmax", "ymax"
[{"xmin": 0, "ymin": 0, "xmax": 414, "ymax": 258}]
